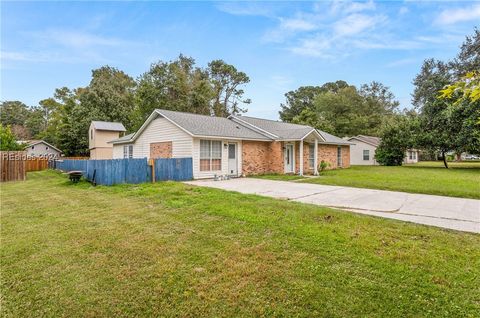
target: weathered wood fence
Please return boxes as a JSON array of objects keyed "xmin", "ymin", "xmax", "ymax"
[
  {"xmin": 26, "ymin": 158, "xmax": 49, "ymax": 172},
  {"xmin": 1, "ymin": 151, "xmax": 27, "ymax": 182},
  {"xmin": 55, "ymin": 158, "xmax": 193, "ymax": 185}
]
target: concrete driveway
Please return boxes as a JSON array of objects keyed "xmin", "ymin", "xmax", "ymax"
[{"xmin": 185, "ymin": 178, "xmax": 480, "ymax": 233}]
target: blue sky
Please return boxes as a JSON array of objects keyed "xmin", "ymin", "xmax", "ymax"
[{"xmin": 1, "ymin": 1, "xmax": 479, "ymax": 119}]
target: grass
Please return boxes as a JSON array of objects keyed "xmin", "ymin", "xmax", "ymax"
[
  {"xmin": 1, "ymin": 170, "xmax": 479, "ymax": 317},
  {"xmin": 255, "ymin": 161, "xmax": 480, "ymax": 199}
]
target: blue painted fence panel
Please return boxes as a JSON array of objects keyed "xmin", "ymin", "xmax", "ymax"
[
  {"xmin": 154, "ymin": 158, "xmax": 193, "ymax": 181},
  {"xmin": 56, "ymin": 157, "xmax": 192, "ymax": 185}
]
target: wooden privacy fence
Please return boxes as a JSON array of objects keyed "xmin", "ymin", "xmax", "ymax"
[
  {"xmin": 55, "ymin": 158, "xmax": 193, "ymax": 186},
  {"xmin": 26, "ymin": 158, "xmax": 49, "ymax": 172},
  {"xmin": 1, "ymin": 151, "xmax": 27, "ymax": 182}
]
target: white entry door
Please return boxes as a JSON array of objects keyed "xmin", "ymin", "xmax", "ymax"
[
  {"xmin": 284, "ymin": 144, "xmax": 294, "ymax": 173},
  {"xmin": 228, "ymin": 143, "xmax": 238, "ymax": 176}
]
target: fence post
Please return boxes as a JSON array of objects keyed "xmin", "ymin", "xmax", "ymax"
[{"xmin": 149, "ymin": 158, "xmax": 155, "ymax": 182}]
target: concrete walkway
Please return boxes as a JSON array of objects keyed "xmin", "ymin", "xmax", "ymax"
[{"xmin": 185, "ymin": 178, "xmax": 480, "ymax": 233}]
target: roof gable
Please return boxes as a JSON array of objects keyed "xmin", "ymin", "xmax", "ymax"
[
  {"xmin": 22, "ymin": 140, "xmax": 62, "ymax": 153},
  {"xmin": 348, "ymin": 135, "xmax": 381, "ymax": 147}
]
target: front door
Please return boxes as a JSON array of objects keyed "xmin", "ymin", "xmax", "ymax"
[
  {"xmin": 228, "ymin": 143, "xmax": 238, "ymax": 176},
  {"xmin": 284, "ymin": 144, "xmax": 294, "ymax": 173}
]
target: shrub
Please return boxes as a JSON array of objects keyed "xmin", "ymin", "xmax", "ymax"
[
  {"xmin": 317, "ymin": 160, "xmax": 330, "ymax": 174},
  {"xmin": 375, "ymin": 119, "xmax": 413, "ymax": 166}
]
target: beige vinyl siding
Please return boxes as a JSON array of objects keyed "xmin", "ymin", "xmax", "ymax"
[
  {"xmin": 193, "ymin": 138, "xmax": 242, "ymax": 179},
  {"xmin": 88, "ymin": 127, "xmax": 120, "ymax": 150},
  {"xmin": 112, "ymin": 117, "xmax": 193, "ymax": 159}
]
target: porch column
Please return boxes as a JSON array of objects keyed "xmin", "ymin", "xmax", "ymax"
[
  {"xmin": 299, "ymin": 139, "xmax": 304, "ymax": 176},
  {"xmin": 314, "ymin": 139, "xmax": 318, "ymax": 175}
]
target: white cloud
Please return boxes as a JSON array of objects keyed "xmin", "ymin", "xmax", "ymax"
[
  {"xmin": 215, "ymin": 2, "xmax": 276, "ymax": 17},
  {"xmin": 330, "ymin": 0, "xmax": 376, "ymax": 15},
  {"xmin": 1, "ymin": 51, "xmax": 40, "ymax": 62},
  {"xmin": 223, "ymin": 1, "xmax": 466, "ymax": 60},
  {"xmin": 30, "ymin": 29, "xmax": 131, "ymax": 49},
  {"xmin": 352, "ymin": 39, "xmax": 422, "ymax": 50},
  {"xmin": 290, "ymin": 36, "xmax": 334, "ymax": 58},
  {"xmin": 0, "ymin": 50, "xmax": 102, "ymax": 64},
  {"xmin": 435, "ymin": 4, "xmax": 480, "ymax": 25},
  {"xmin": 280, "ymin": 18, "xmax": 317, "ymax": 31},
  {"xmin": 333, "ymin": 14, "xmax": 385, "ymax": 36}
]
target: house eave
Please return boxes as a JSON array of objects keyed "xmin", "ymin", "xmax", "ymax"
[{"xmin": 25, "ymin": 140, "xmax": 62, "ymax": 153}]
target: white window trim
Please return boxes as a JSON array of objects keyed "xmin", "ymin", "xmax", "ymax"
[
  {"xmin": 363, "ymin": 149, "xmax": 370, "ymax": 161},
  {"xmin": 308, "ymin": 144, "xmax": 315, "ymax": 169},
  {"xmin": 284, "ymin": 143, "xmax": 295, "ymax": 173},
  {"xmin": 337, "ymin": 146, "xmax": 342, "ymax": 167},
  {"xmin": 200, "ymin": 140, "xmax": 222, "ymax": 172},
  {"xmin": 124, "ymin": 145, "xmax": 133, "ymax": 159}
]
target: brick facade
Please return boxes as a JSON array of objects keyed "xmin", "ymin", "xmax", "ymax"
[
  {"xmin": 242, "ymin": 140, "xmax": 350, "ymax": 176},
  {"xmin": 242, "ymin": 141, "xmax": 283, "ymax": 175},
  {"xmin": 316, "ymin": 144, "xmax": 351, "ymax": 170},
  {"xmin": 341, "ymin": 145, "xmax": 350, "ymax": 168},
  {"xmin": 150, "ymin": 141, "xmax": 172, "ymax": 159}
]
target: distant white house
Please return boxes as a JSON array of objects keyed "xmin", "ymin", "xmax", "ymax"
[
  {"xmin": 20, "ymin": 140, "xmax": 62, "ymax": 158},
  {"xmin": 346, "ymin": 135, "xmax": 419, "ymax": 165}
]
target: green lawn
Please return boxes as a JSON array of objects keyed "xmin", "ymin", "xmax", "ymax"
[
  {"xmin": 256, "ymin": 161, "xmax": 480, "ymax": 199},
  {"xmin": 1, "ymin": 171, "xmax": 479, "ymax": 317}
]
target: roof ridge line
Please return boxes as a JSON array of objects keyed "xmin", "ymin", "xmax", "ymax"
[
  {"xmin": 229, "ymin": 116, "xmax": 278, "ymax": 139},
  {"xmin": 240, "ymin": 115, "xmax": 312, "ymax": 128}
]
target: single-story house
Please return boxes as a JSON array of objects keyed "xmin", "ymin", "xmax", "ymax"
[
  {"xmin": 89, "ymin": 121, "xmax": 126, "ymax": 159},
  {"xmin": 19, "ymin": 140, "xmax": 62, "ymax": 158},
  {"xmin": 108, "ymin": 109, "xmax": 352, "ymax": 179},
  {"xmin": 346, "ymin": 135, "xmax": 419, "ymax": 165}
]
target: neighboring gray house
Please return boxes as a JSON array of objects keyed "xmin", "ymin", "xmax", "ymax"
[
  {"xmin": 347, "ymin": 135, "xmax": 419, "ymax": 165},
  {"xmin": 21, "ymin": 140, "xmax": 62, "ymax": 158}
]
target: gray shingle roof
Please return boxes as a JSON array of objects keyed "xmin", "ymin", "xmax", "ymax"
[
  {"xmin": 92, "ymin": 121, "xmax": 126, "ymax": 132},
  {"xmin": 157, "ymin": 109, "xmax": 272, "ymax": 140},
  {"xmin": 317, "ymin": 130, "xmax": 354, "ymax": 145},
  {"xmin": 348, "ymin": 135, "xmax": 381, "ymax": 147},
  {"xmin": 232, "ymin": 115, "xmax": 352, "ymax": 144},
  {"xmin": 112, "ymin": 109, "xmax": 349, "ymax": 145},
  {"xmin": 109, "ymin": 133, "xmax": 134, "ymax": 144},
  {"xmin": 19, "ymin": 140, "xmax": 62, "ymax": 152},
  {"xmin": 231, "ymin": 116, "xmax": 314, "ymax": 140}
]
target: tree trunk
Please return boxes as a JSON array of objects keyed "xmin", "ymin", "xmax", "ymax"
[{"xmin": 442, "ymin": 151, "xmax": 449, "ymax": 169}]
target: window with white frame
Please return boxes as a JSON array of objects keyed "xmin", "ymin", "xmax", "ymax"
[
  {"xmin": 200, "ymin": 140, "xmax": 222, "ymax": 171},
  {"xmin": 409, "ymin": 151, "xmax": 413, "ymax": 160},
  {"xmin": 363, "ymin": 149, "xmax": 370, "ymax": 161},
  {"xmin": 413, "ymin": 151, "xmax": 416, "ymax": 160},
  {"xmin": 337, "ymin": 146, "xmax": 342, "ymax": 167},
  {"xmin": 308, "ymin": 144, "xmax": 315, "ymax": 169},
  {"xmin": 124, "ymin": 145, "xmax": 133, "ymax": 159}
]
